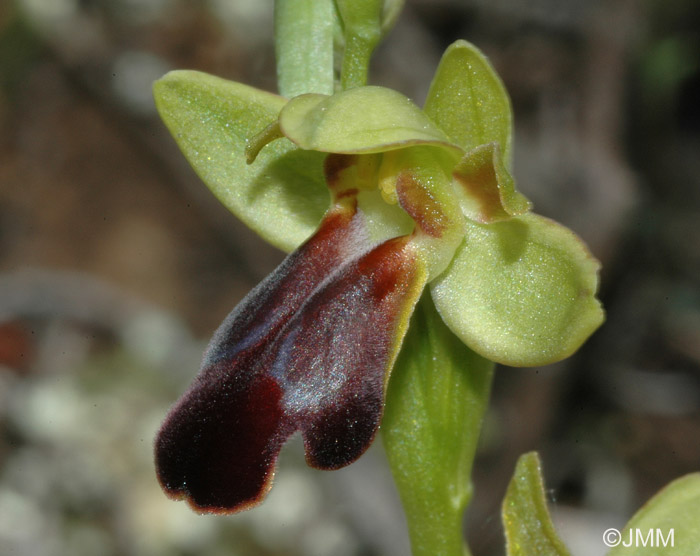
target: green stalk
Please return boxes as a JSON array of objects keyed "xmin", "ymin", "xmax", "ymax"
[
  {"xmin": 274, "ymin": 0, "xmax": 335, "ymax": 97},
  {"xmin": 339, "ymin": 33, "xmax": 377, "ymax": 89},
  {"xmin": 335, "ymin": 0, "xmax": 382, "ymax": 89},
  {"xmin": 383, "ymin": 293, "xmax": 495, "ymax": 556}
]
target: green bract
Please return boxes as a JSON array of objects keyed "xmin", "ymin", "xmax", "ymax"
[
  {"xmin": 154, "ymin": 39, "xmax": 603, "ymax": 368},
  {"xmin": 608, "ymin": 473, "xmax": 700, "ymax": 556},
  {"xmin": 502, "ymin": 453, "xmax": 571, "ymax": 556},
  {"xmin": 501, "ymin": 457, "xmax": 700, "ymax": 556}
]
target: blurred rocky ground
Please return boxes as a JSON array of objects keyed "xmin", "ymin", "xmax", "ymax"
[{"xmin": 0, "ymin": 0, "xmax": 699, "ymax": 555}]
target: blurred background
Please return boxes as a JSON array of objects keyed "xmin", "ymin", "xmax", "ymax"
[{"xmin": 1, "ymin": 0, "xmax": 699, "ymax": 554}]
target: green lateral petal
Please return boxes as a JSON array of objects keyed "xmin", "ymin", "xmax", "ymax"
[
  {"xmin": 154, "ymin": 70, "xmax": 328, "ymax": 253},
  {"xmin": 430, "ymin": 213, "xmax": 604, "ymax": 366},
  {"xmin": 279, "ymin": 87, "xmax": 462, "ymax": 154},
  {"xmin": 424, "ymin": 40, "xmax": 514, "ymax": 166},
  {"xmin": 502, "ymin": 452, "xmax": 572, "ymax": 556},
  {"xmin": 383, "ymin": 293, "xmax": 494, "ymax": 556},
  {"xmin": 608, "ymin": 473, "xmax": 700, "ymax": 556},
  {"xmin": 453, "ymin": 142, "xmax": 532, "ymax": 224}
]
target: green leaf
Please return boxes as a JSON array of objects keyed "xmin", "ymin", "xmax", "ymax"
[
  {"xmin": 608, "ymin": 473, "xmax": 700, "ymax": 556},
  {"xmin": 502, "ymin": 452, "xmax": 571, "ymax": 556},
  {"xmin": 430, "ymin": 213, "xmax": 604, "ymax": 367},
  {"xmin": 383, "ymin": 293, "xmax": 494, "ymax": 556},
  {"xmin": 279, "ymin": 86, "xmax": 462, "ymax": 155},
  {"xmin": 154, "ymin": 70, "xmax": 328, "ymax": 252},
  {"xmin": 275, "ymin": 0, "xmax": 335, "ymax": 97},
  {"xmin": 424, "ymin": 40, "xmax": 514, "ymax": 167},
  {"xmin": 452, "ymin": 142, "xmax": 531, "ymax": 224}
]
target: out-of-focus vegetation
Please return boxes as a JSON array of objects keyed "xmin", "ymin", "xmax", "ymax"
[{"xmin": 1, "ymin": 1, "xmax": 699, "ymax": 555}]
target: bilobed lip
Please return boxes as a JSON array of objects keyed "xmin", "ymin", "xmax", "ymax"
[{"xmin": 155, "ymin": 180, "xmax": 426, "ymax": 513}]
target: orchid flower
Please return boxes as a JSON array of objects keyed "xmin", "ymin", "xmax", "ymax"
[{"xmin": 153, "ymin": 40, "xmax": 603, "ymax": 515}]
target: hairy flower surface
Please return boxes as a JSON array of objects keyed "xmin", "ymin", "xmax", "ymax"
[{"xmin": 154, "ymin": 40, "xmax": 604, "ymax": 513}]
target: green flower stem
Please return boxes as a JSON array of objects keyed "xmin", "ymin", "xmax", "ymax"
[
  {"xmin": 274, "ymin": 0, "xmax": 335, "ymax": 97},
  {"xmin": 383, "ymin": 293, "xmax": 495, "ymax": 556},
  {"xmin": 340, "ymin": 33, "xmax": 377, "ymax": 89},
  {"xmin": 335, "ymin": 0, "xmax": 382, "ymax": 90}
]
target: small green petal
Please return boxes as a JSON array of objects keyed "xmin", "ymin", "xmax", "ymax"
[
  {"xmin": 452, "ymin": 142, "xmax": 532, "ymax": 224},
  {"xmin": 430, "ymin": 213, "xmax": 604, "ymax": 367},
  {"xmin": 608, "ymin": 473, "xmax": 700, "ymax": 556},
  {"xmin": 279, "ymin": 87, "xmax": 462, "ymax": 155},
  {"xmin": 502, "ymin": 452, "xmax": 572, "ymax": 556},
  {"xmin": 154, "ymin": 70, "xmax": 328, "ymax": 253},
  {"xmin": 424, "ymin": 40, "xmax": 513, "ymax": 166}
]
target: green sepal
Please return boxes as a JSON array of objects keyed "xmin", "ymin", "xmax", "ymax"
[
  {"xmin": 279, "ymin": 87, "xmax": 462, "ymax": 155},
  {"xmin": 424, "ymin": 40, "xmax": 514, "ymax": 167},
  {"xmin": 502, "ymin": 452, "xmax": 572, "ymax": 556},
  {"xmin": 383, "ymin": 293, "xmax": 494, "ymax": 556},
  {"xmin": 430, "ymin": 213, "xmax": 604, "ymax": 367},
  {"xmin": 452, "ymin": 142, "xmax": 532, "ymax": 224},
  {"xmin": 153, "ymin": 70, "xmax": 328, "ymax": 252},
  {"xmin": 608, "ymin": 473, "xmax": 700, "ymax": 556}
]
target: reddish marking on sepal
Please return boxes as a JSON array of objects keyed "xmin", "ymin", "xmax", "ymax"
[
  {"xmin": 452, "ymin": 161, "xmax": 503, "ymax": 223},
  {"xmin": 395, "ymin": 171, "xmax": 448, "ymax": 237}
]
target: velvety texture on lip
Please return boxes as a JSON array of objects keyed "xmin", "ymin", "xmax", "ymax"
[{"xmin": 155, "ymin": 189, "xmax": 424, "ymax": 513}]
